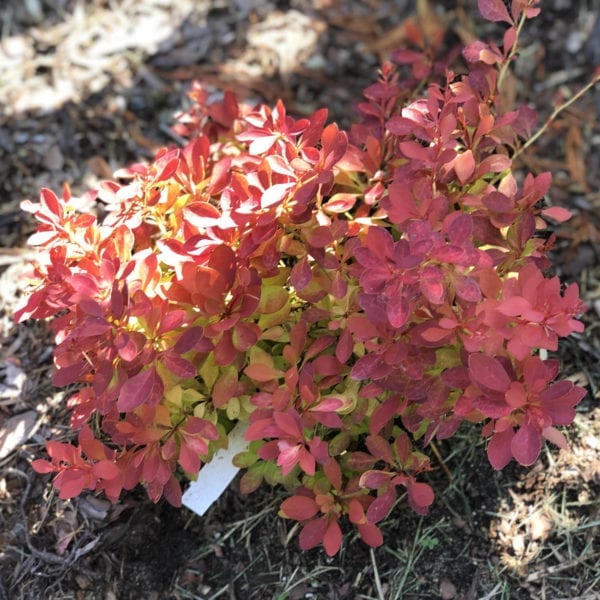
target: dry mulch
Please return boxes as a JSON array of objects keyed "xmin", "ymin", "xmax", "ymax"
[{"xmin": 1, "ymin": 1, "xmax": 599, "ymax": 599}]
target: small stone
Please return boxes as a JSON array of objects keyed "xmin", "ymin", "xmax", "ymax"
[
  {"xmin": 440, "ymin": 577, "xmax": 457, "ymax": 599},
  {"xmin": 42, "ymin": 145, "xmax": 65, "ymax": 171}
]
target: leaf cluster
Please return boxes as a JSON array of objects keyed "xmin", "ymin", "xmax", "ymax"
[{"xmin": 17, "ymin": 0, "xmax": 586, "ymax": 555}]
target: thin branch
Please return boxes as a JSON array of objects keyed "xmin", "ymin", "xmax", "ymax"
[{"xmin": 513, "ymin": 72, "xmax": 600, "ymax": 161}]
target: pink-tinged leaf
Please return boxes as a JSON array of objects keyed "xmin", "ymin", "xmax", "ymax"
[
  {"xmin": 511, "ymin": 424, "xmax": 542, "ymax": 466},
  {"xmin": 407, "ymin": 482, "xmax": 435, "ymax": 514},
  {"xmin": 420, "ymin": 267, "xmax": 445, "ymax": 304},
  {"xmin": 478, "ymin": 154, "xmax": 512, "ymax": 176},
  {"xmin": 323, "ymin": 518, "xmax": 343, "ymax": 556},
  {"xmin": 455, "ymin": 276, "xmax": 481, "ymax": 303},
  {"xmin": 366, "ymin": 489, "xmax": 395, "ymax": 523},
  {"xmin": 358, "ymin": 523, "xmax": 384, "ymax": 548},
  {"xmin": 244, "ymin": 363, "xmax": 283, "ymax": 383},
  {"xmin": 542, "ymin": 426, "xmax": 569, "ymax": 451},
  {"xmin": 496, "ymin": 296, "xmax": 530, "ymax": 316},
  {"xmin": 310, "ymin": 396, "xmax": 343, "ymax": 413},
  {"xmin": 446, "ymin": 213, "xmax": 473, "ymax": 245},
  {"xmin": 463, "ymin": 41, "xmax": 503, "ymax": 64},
  {"xmin": 346, "ymin": 452, "xmax": 378, "ymax": 472},
  {"xmin": 249, "ymin": 134, "xmax": 279, "ymax": 155},
  {"xmin": 117, "ymin": 367, "xmax": 164, "ymax": 412},
  {"xmin": 366, "ymin": 435, "xmax": 395, "ymax": 464},
  {"xmin": 478, "ymin": 0, "xmax": 513, "ymax": 23},
  {"xmin": 399, "ymin": 141, "xmax": 431, "ymax": 161},
  {"xmin": 114, "ymin": 331, "xmax": 145, "ymax": 362},
  {"xmin": 350, "ymin": 353, "xmax": 382, "ymax": 381},
  {"xmin": 290, "ymin": 257, "xmax": 312, "ymax": 291},
  {"xmin": 505, "ymin": 382, "xmax": 527, "ymax": 409},
  {"xmin": 503, "ymin": 26, "xmax": 517, "ymax": 54},
  {"xmin": 158, "ymin": 309, "xmax": 186, "ymax": 335},
  {"xmin": 178, "ymin": 441, "xmax": 201, "ymax": 474},
  {"xmin": 92, "ymin": 460, "xmax": 120, "ymax": 480},
  {"xmin": 174, "ymin": 326, "xmax": 206, "ymax": 354},
  {"xmin": 541, "ymin": 206, "xmax": 572, "ymax": 222},
  {"xmin": 212, "ymin": 369, "xmax": 238, "ymax": 408},
  {"xmin": 183, "ymin": 201, "xmax": 222, "ymax": 228},
  {"xmin": 370, "ymin": 396, "xmax": 400, "ymax": 435},
  {"xmin": 56, "ymin": 469, "xmax": 89, "ymax": 499},
  {"xmin": 31, "ymin": 459, "xmax": 57, "ymax": 474},
  {"xmin": 297, "ymin": 446, "xmax": 316, "ymax": 476},
  {"xmin": 273, "ymin": 411, "xmax": 303, "ymax": 438},
  {"xmin": 468, "ymin": 354, "xmax": 511, "ymax": 392},
  {"xmin": 540, "ymin": 381, "xmax": 584, "ymax": 425},
  {"xmin": 348, "ymin": 499, "xmax": 367, "ymax": 524},
  {"xmin": 312, "ymin": 355, "xmax": 343, "ymax": 377},
  {"xmin": 323, "ymin": 193, "xmax": 357, "ymax": 214},
  {"xmin": 53, "ymin": 362, "xmax": 92, "ymax": 387},
  {"xmin": 163, "ymin": 475, "xmax": 183, "ymax": 507},
  {"xmin": 387, "ymin": 294, "xmax": 410, "ymax": 328},
  {"xmin": 261, "ymin": 183, "xmax": 293, "ymax": 208},
  {"xmin": 323, "ymin": 459, "xmax": 342, "ymax": 491},
  {"xmin": 335, "ymin": 328, "xmax": 353, "ymax": 363},
  {"xmin": 162, "ymin": 352, "xmax": 197, "ymax": 379},
  {"xmin": 359, "ymin": 469, "xmax": 393, "ymax": 490},
  {"xmin": 299, "ymin": 517, "xmax": 327, "ymax": 550},
  {"xmin": 232, "ymin": 321, "xmax": 260, "ymax": 352},
  {"xmin": 305, "ymin": 226, "xmax": 334, "ymax": 248},
  {"xmin": 487, "ymin": 427, "xmax": 515, "ymax": 469},
  {"xmin": 281, "ymin": 495, "xmax": 320, "ymax": 521},
  {"xmin": 455, "ymin": 149, "xmax": 475, "ymax": 184}
]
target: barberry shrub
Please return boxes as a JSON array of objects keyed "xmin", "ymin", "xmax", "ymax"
[{"xmin": 17, "ymin": 0, "xmax": 587, "ymax": 556}]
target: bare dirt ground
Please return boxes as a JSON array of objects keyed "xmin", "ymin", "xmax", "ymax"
[{"xmin": 0, "ymin": 1, "xmax": 599, "ymax": 599}]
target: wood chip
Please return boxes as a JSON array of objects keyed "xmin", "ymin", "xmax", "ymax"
[{"xmin": 0, "ymin": 410, "xmax": 39, "ymax": 459}]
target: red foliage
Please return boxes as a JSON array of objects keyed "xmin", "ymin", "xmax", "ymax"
[{"xmin": 18, "ymin": 0, "xmax": 586, "ymax": 555}]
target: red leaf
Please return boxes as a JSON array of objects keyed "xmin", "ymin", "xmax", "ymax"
[
  {"xmin": 407, "ymin": 482, "xmax": 434, "ymax": 514},
  {"xmin": 359, "ymin": 469, "xmax": 393, "ymax": 489},
  {"xmin": 299, "ymin": 517, "xmax": 327, "ymax": 550},
  {"xmin": 346, "ymin": 452, "xmax": 378, "ymax": 472},
  {"xmin": 366, "ymin": 489, "xmax": 395, "ymax": 523},
  {"xmin": 370, "ymin": 396, "xmax": 400, "ymax": 435},
  {"xmin": 455, "ymin": 276, "xmax": 482, "ymax": 303},
  {"xmin": 244, "ymin": 363, "xmax": 283, "ymax": 383},
  {"xmin": 31, "ymin": 459, "xmax": 56, "ymax": 474},
  {"xmin": 212, "ymin": 368, "xmax": 238, "ymax": 409},
  {"xmin": 468, "ymin": 354, "xmax": 511, "ymax": 393},
  {"xmin": 487, "ymin": 427, "xmax": 514, "ymax": 469},
  {"xmin": 92, "ymin": 459, "xmax": 121, "ymax": 480},
  {"xmin": 386, "ymin": 294, "xmax": 410, "ymax": 328},
  {"xmin": 365, "ymin": 435, "xmax": 395, "ymax": 464},
  {"xmin": 117, "ymin": 367, "xmax": 164, "ymax": 412},
  {"xmin": 478, "ymin": 0, "xmax": 513, "ymax": 23},
  {"xmin": 358, "ymin": 522, "xmax": 384, "ymax": 548},
  {"xmin": 323, "ymin": 518, "xmax": 343, "ymax": 556},
  {"xmin": 323, "ymin": 193, "xmax": 357, "ymax": 214},
  {"xmin": 323, "ymin": 459, "xmax": 342, "ymax": 491},
  {"xmin": 56, "ymin": 469, "xmax": 89, "ymax": 499},
  {"xmin": 541, "ymin": 206, "xmax": 572, "ymax": 223},
  {"xmin": 273, "ymin": 411, "xmax": 303, "ymax": 438},
  {"xmin": 335, "ymin": 329, "xmax": 353, "ymax": 363},
  {"xmin": 163, "ymin": 474, "xmax": 182, "ymax": 507},
  {"xmin": 174, "ymin": 326, "xmax": 206, "ymax": 354},
  {"xmin": 455, "ymin": 149, "xmax": 475, "ymax": 184},
  {"xmin": 542, "ymin": 426, "xmax": 569, "ymax": 451},
  {"xmin": 281, "ymin": 495, "xmax": 319, "ymax": 521},
  {"xmin": 511, "ymin": 424, "xmax": 542, "ymax": 466},
  {"xmin": 290, "ymin": 257, "xmax": 312, "ymax": 291},
  {"xmin": 178, "ymin": 441, "xmax": 201, "ymax": 474}
]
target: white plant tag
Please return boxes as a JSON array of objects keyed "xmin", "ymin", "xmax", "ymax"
[{"xmin": 182, "ymin": 421, "xmax": 249, "ymax": 516}]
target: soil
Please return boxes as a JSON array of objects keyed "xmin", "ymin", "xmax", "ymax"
[{"xmin": 1, "ymin": 1, "xmax": 599, "ymax": 599}]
